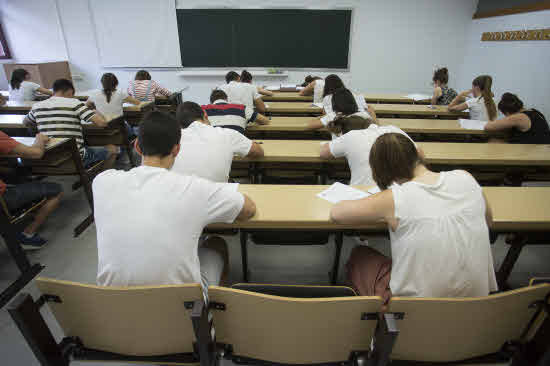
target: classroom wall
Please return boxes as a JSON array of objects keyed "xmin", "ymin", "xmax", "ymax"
[
  {"xmin": 1, "ymin": 0, "xmax": 478, "ymax": 104},
  {"xmin": 457, "ymin": 9, "xmax": 550, "ymax": 119}
]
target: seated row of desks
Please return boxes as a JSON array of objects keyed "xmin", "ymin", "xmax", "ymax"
[
  {"xmin": 1, "ymin": 90, "xmax": 173, "ymax": 104},
  {"xmin": 264, "ymin": 102, "xmax": 468, "ymax": 118},
  {"xmin": 263, "ymin": 92, "xmax": 431, "ymax": 104}
]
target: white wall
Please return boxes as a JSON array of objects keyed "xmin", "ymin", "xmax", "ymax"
[
  {"xmin": 1, "ymin": 0, "xmax": 478, "ymax": 104},
  {"xmin": 458, "ymin": 10, "xmax": 550, "ymax": 118}
]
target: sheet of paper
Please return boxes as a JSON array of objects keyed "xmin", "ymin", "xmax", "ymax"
[
  {"xmin": 459, "ymin": 119, "xmax": 487, "ymax": 130},
  {"xmin": 317, "ymin": 182, "xmax": 369, "ymax": 204},
  {"xmin": 297, "ymin": 86, "xmax": 305, "ymax": 91},
  {"xmin": 405, "ymin": 93, "xmax": 431, "ymax": 101},
  {"xmin": 281, "ymin": 84, "xmax": 296, "ymax": 89},
  {"xmin": 312, "ymin": 102, "xmax": 324, "ymax": 108},
  {"xmin": 265, "ymin": 86, "xmax": 279, "ymax": 91}
]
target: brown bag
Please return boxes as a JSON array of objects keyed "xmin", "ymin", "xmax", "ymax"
[{"xmin": 346, "ymin": 246, "xmax": 392, "ymax": 304}]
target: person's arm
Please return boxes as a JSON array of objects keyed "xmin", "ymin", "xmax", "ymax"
[
  {"xmin": 331, "ymin": 189, "xmax": 395, "ymax": 225},
  {"xmin": 484, "ymin": 113, "xmax": 530, "ymax": 133},
  {"xmin": 152, "ymin": 81, "xmax": 172, "ymax": 97},
  {"xmin": 367, "ymin": 105, "xmax": 378, "ymax": 124},
  {"xmin": 254, "ymin": 97, "xmax": 266, "ymax": 113},
  {"xmin": 246, "ymin": 142, "xmax": 264, "ymax": 158},
  {"xmin": 124, "ymin": 95, "xmax": 142, "ymax": 106},
  {"xmin": 11, "ymin": 133, "xmax": 49, "ymax": 159},
  {"xmin": 299, "ymin": 81, "xmax": 315, "ymax": 96},
  {"xmin": 307, "ymin": 118, "xmax": 324, "ymax": 130},
  {"xmin": 254, "ymin": 113, "xmax": 270, "ymax": 125},
  {"xmin": 89, "ymin": 113, "xmax": 108, "ymax": 127},
  {"xmin": 448, "ymin": 90, "xmax": 471, "ymax": 111},
  {"xmin": 258, "ymin": 87, "xmax": 274, "ymax": 96},
  {"xmin": 319, "ymin": 142, "xmax": 334, "ymax": 160},
  {"xmin": 36, "ymin": 87, "xmax": 53, "ymax": 96},
  {"xmin": 431, "ymin": 86, "xmax": 442, "ymax": 105},
  {"xmin": 236, "ymin": 194, "xmax": 256, "ymax": 221}
]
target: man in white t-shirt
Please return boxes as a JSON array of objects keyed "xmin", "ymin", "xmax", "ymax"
[
  {"xmin": 93, "ymin": 111, "xmax": 256, "ymax": 289},
  {"xmin": 219, "ymin": 71, "xmax": 270, "ymax": 125},
  {"xmin": 172, "ymin": 101, "xmax": 264, "ymax": 182}
]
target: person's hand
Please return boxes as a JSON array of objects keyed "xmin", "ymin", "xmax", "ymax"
[
  {"xmin": 460, "ymin": 89, "xmax": 472, "ymax": 97},
  {"xmin": 35, "ymin": 133, "xmax": 50, "ymax": 145}
]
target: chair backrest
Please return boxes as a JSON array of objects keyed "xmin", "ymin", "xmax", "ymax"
[
  {"xmin": 35, "ymin": 277, "xmax": 203, "ymax": 357},
  {"xmin": 232, "ymin": 283, "xmax": 356, "ymax": 298},
  {"xmin": 388, "ymin": 284, "xmax": 550, "ymax": 362},
  {"xmin": 209, "ymin": 286, "xmax": 382, "ymax": 364}
]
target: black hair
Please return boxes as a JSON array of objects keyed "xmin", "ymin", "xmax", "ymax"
[
  {"xmin": 332, "ymin": 88, "xmax": 358, "ymax": 115},
  {"xmin": 498, "ymin": 93, "xmax": 524, "ymax": 115},
  {"xmin": 52, "ymin": 79, "xmax": 75, "ymax": 94},
  {"xmin": 301, "ymin": 75, "xmax": 321, "ymax": 87},
  {"xmin": 10, "ymin": 69, "xmax": 30, "ymax": 90},
  {"xmin": 176, "ymin": 101, "xmax": 205, "ymax": 129},
  {"xmin": 138, "ymin": 111, "xmax": 181, "ymax": 157},
  {"xmin": 225, "ymin": 71, "xmax": 240, "ymax": 84},
  {"xmin": 432, "ymin": 67, "xmax": 449, "ymax": 84},
  {"xmin": 135, "ymin": 70, "xmax": 151, "ymax": 80},
  {"xmin": 101, "ymin": 73, "xmax": 118, "ymax": 103},
  {"xmin": 323, "ymin": 74, "xmax": 345, "ymax": 97},
  {"xmin": 241, "ymin": 70, "xmax": 252, "ymax": 83},
  {"xmin": 210, "ymin": 89, "xmax": 228, "ymax": 103}
]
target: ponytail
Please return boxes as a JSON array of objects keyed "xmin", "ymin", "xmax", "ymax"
[
  {"xmin": 101, "ymin": 73, "xmax": 118, "ymax": 103},
  {"xmin": 10, "ymin": 69, "xmax": 29, "ymax": 90},
  {"xmin": 473, "ymin": 75, "xmax": 497, "ymax": 121},
  {"xmin": 327, "ymin": 115, "xmax": 371, "ymax": 136}
]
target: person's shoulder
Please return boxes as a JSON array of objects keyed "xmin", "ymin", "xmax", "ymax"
[{"xmin": 93, "ymin": 169, "xmax": 124, "ymax": 189}]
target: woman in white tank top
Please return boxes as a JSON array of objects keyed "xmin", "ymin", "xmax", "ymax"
[
  {"xmin": 331, "ymin": 133, "xmax": 497, "ymax": 298},
  {"xmin": 299, "ymin": 76, "xmax": 325, "ymax": 103}
]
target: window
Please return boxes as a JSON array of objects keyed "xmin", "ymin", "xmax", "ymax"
[{"xmin": 0, "ymin": 24, "xmax": 12, "ymax": 59}]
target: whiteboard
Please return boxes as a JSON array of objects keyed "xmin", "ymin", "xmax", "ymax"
[{"xmin": 90, "ymin": 0, "xmax": 181, "ymax": 67}]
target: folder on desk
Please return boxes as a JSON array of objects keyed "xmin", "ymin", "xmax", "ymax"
[{"xmin": 459, "ymin": 119, "xmax": 488, "ymax": 130}]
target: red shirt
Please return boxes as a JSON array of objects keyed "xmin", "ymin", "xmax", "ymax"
[{"xmin": 0, "ymin": 131, "xmax": 18, "ymax": 196}]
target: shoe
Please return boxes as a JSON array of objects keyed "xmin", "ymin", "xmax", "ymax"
[{"xmin": 16, "ymin": 232, "xmax": 48, "ymax": 250}]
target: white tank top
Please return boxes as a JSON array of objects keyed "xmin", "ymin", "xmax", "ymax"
[
  {"xmin": 313, "ymin": 79, "xmax": 325, "ymax": 103},
  {"xmin": 389, "ymin": 170, "xmax": 498, "ymax": 298}
]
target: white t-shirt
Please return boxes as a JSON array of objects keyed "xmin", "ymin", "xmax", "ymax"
[
  {"xmin": 389, "ymin": 170, "xmax": 498, "ymax": 298},
  {"xmin": 219, "ymin": 81, "xmax": 261, "ymax": 120},
  {"xmin": 9, "ymin": 81, "xmax": 40, "ymax": 102},
  {"xmin": 172, "ymin": 121, "xmax": 252, "ymax": 182},
  {"xmin": 87, "ymin": 89, "xmax": 129, "ymax": 119},
  {"xmin": 313, "ymin": 79, "xmax": 325, "ymax": 103},
  {"xmin": 466, "ymin": 96, "xmax": 490, "ymax": 121},
  {"xmin": 329, "ymin": 124, "xmax": 413, "ymax": 186},
  {"xmin": 94, "ymin": 166, "xmax": 245, "ymax": 287},
  {"xmin": 322, "ymin": 93, "xmax": 367, "ymax": 115}
]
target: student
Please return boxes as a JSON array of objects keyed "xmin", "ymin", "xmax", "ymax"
[
  {"xmin": 23, "ymin": 79, "xmax": 117, "ymax": 169},
  {"xmin": 431, "ymin": 67, "xmax": 457, "ymax": 105},
  {"xmin": 240, "ymin": 70, "xmax": 274, "ymax": 96},
  {"xmin": 172, "ymin": 101, "xmax": 263, "ymax": 182},
  {"xmin": 331, "ymin": 133, "xmax": 497, "ymax": 298},
  {"xmin": 321, "ymin": 74, "xmax": 367, "ymax": 115},
  {"xmin": 448, "ymin": 75, "xmax": 497, "ymax": 121},
  {"xmin": 93, "ymin": 111, "xmax": 256, "ymax": 289},
  {"xmin": 0, "ymin": 94, "xmax": 5, "ymax": 105},
  {"xmin": 484, "ymin": 93, "xmax": 550, "ymax": 144},
  {"xmin": 9, "ymin": 68, "xmax": 53, "ymax": 102},
  {"xmin": 87, "ymin": 73, "xmax": 141, "ymax": 119},
  {"xmin": 299, "ymin": 75, "xmax": 324, "ymax": 103},
  {"xmin": 219, "ymin": 71, "xmax": 270, "ymax": 125},
  {"xmin": 203, "ymin": 90, "xmax": 269, "ymax": 134},
  {"xmin": 307, "ymin": 88, "xmax": 377, "ymax": 136},
  {"xmin": 127, "ymin": 70, "xmax": 172, "ymax": 102},
  {"xmin": 0, "ymin": 132, "xmax": 62, "ymax": 248}
]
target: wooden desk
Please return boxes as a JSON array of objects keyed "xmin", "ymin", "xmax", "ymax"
[
  {"xmin": 262, "ymin": 92, "xmax": 314, "ymax": 102},
  {"xmin": 0, "ymin": 90, "xmax": 88, "ymax": 101},
  {"xmin": 211, "ymin": 185, "xmax": 550, "ymax": 283},
  {"xmin": 263, "ymin": 92, "xmax": 431, "ymax": 104},
  {"xmin": 264, "ymin": 102, "xmax": 468, "ymax": 119},
  {"xmin": 246, "ymin": 117, "xmax": 489, "ymax": 142}
]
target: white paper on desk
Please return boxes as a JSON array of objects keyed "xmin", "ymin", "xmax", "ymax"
[
  {"xmin": 265, "ymin": 86, "xmax": 279, "ymax": 91},
  {"xmin": 297, "ymin": 86, "xmax": 305, "ymax": 91},
  {"xmin": 459, "ymin": 119, "xmax": 487, "ymax": 130},
  {"xmin": 281, "ymin": 84, "xmax": 296, "ymax": 89},
  {"xmin": 317, "ymin": 182, "xmax": 369, "ymax": 204},
  {"xmin": 264, "ymin": 103, "xmax": 270, "ymax": 108},
  {"xmin": 311, "ymin": 102, "xmax": 324, "ymax": 108},
  {"xmin": 405, "ymin": 93, "xmax": 431, "ymax": 101}
]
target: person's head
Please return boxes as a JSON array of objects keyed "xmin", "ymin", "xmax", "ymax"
[
  {"xmin": 210, "ymin": 89, "xmax": 228, "ymax": 103},
  {"xmin": 240, "ymin": 70, "xmax": 252, "ymax": 83},
  {"xmin": 100, "ymin": 73, "xmax": 118, "ymax": 103},
  {"xmin": 332, "ymin": 88, "xmax": 358, "ymax": 115},
  {"xmin": 138, "ymin": 111, "xmax": 181, "ymax": 168},
  {"xmin": 323, "ymin": 74, "xmax": 345, "ymax": 97},
  {"xmin": 327, "ymin": 115, "xmax": 371, "ymax": 136},
  {"xmin": 432, "ymin": 67, "xmax": 449, "ymax": 87},
  {"xmin": 472, "ymin": 75, "xmax": 497, "ymax": 120},
  {"xmin": 498, "ymin": 92, "xmax": 524, "ymax": 116},
  {"xmin": 52, "ymin": 79, "xmax": 75, "ymax": 98},
  {"xmin": 176, "ymin": 101, "xmax": 207, "ymax": 129},
  {"xmin": 10, "ymin": 69, "xmax": 30, "ymax": 90},
  {"xmin": 369, "ymin": 133, "xmax": 422, "ymax": 190},
  {"xmin": 135, "ymin": 70, "xmax": 151, "ymax": 81},
  {"xmin": 301, "ymin": 75, "xmax": 321, "ymax": 87},
  {"xmin": 225, "ymin": 71, "xmax": 240, "ymax": 84}
]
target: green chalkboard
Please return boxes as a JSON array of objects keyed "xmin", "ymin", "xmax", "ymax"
[{"xmin": 176, "ymin": 9, "xmax": 352, "ymax": 68}]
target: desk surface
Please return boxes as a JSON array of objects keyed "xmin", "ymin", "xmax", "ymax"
[
  {"xmin": 238, "ymin": 140, "xmax": 550, "ymax": 166},
  {"xmin": 263, "ymin": 92, "xmax": 429, "ymax": 104},
  {"xmin": 0, "ymin": 100, "xmax": 152, "ymax": 113},
  {"xmin": 214, "ymin": 185, "xmax": 550, "ymax": 231},
  {"xmin": 11, "ymin": 137, "xmax": 68, "ymax": 152}
]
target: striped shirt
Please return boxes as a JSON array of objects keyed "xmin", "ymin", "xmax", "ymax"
[
  {"xmin": 127, "ymin": 80, "xmax": 171, "ymax": 102},
  {"xmin": 202, "ymin": 100, "xmax": 248, "ymax": 134},
  {"xmin": 27, "ymin": 97, "xmax": 95, "ymax": 155}
]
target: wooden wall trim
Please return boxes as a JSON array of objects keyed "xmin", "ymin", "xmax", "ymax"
[{"xmin": 473, "ymin": 1, "xmax": 550, "ymax": 19}]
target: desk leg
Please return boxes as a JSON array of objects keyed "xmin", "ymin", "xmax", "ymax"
[
  {"xmin": 240, "ymin": 231, "xmax": 249, "ymax": 282},
  {"xmin": 120, "ymin": 122, "xmax": 137, "ymax": 168},
  {"xmin": 74, "ymin": 214, "xmax": 94, "ymax": 238},
  {"xmin": 496, "ymin": 234, "xmax": 527, "ymax": 290},
  {"xmin": 331, "ymin": 232, "xmax": 343, "ymax": 285},
  {"xmin": 0, "ymin": 210, "xmax": 31, "ymax": 273}
]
